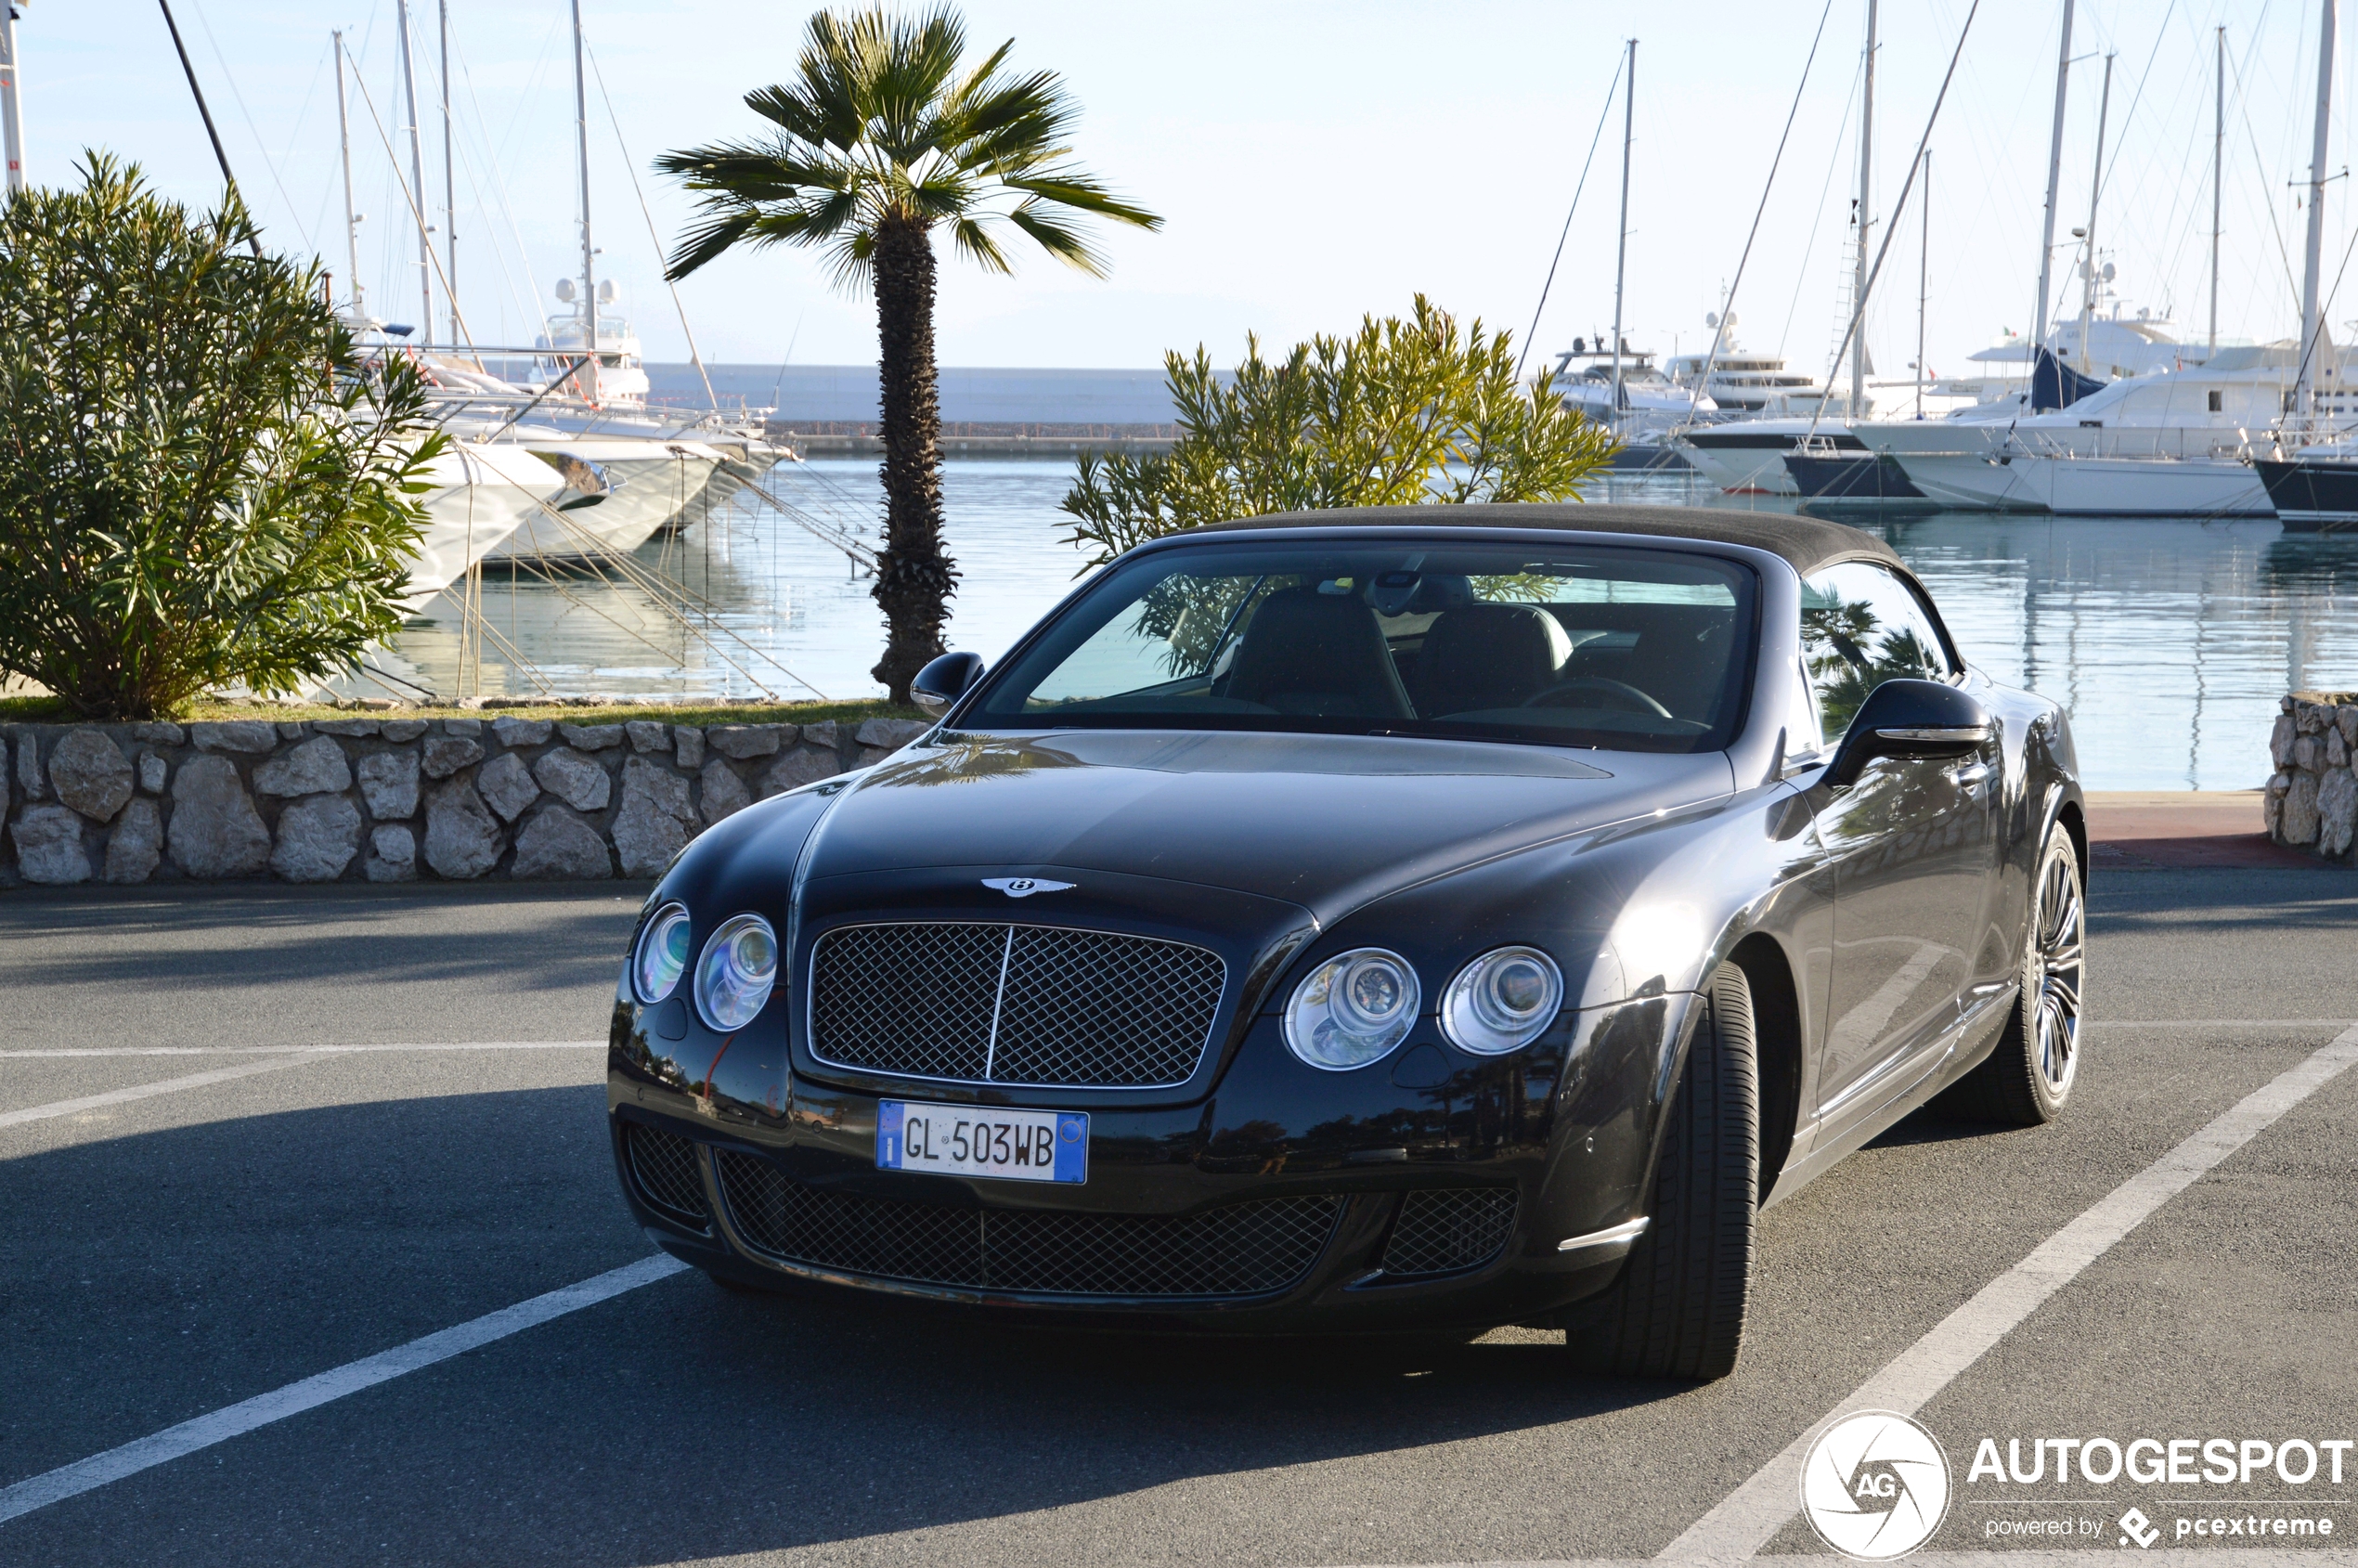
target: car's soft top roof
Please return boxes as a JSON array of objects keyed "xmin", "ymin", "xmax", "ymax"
[{"xmin": 1187, "ymin": 502, "xmax": 1903, "ymax": 577}]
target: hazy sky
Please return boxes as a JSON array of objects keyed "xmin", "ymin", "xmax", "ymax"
[{"xmin": 17, "ymin": 0, "xmax": 2346, "ymax": 378}]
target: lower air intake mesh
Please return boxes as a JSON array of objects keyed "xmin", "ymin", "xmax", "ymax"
[
  {"xmin": 627, "ymin": 1122, "xmax": 708, "ymax": 1224},
  {"xmin": 1380, "ymin": 1188, "xmax": 1518, "ymax": 1276},
  {"xmin": 715, "ymin": 1152, "xmax": 1339, "ymax": 1297}
]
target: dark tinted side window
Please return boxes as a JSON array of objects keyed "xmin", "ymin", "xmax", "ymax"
[{"xmin": 1799, "ymin": 562, "xmax": 1952, "ymax": 742}]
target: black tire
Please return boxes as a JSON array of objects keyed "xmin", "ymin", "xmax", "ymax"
[
  {"xmin": 1934, "ymin": 825, "xmax": 2084, "ymax": 1126},
  {"xmin": 1568, "ymin": 961, "xmax": 1759, "ymax": 1380}
]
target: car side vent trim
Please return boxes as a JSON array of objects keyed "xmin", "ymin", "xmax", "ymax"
[
  {"xmin": 808, "ymin": 921, "xmax": 1226, "ymax": 1089},
  {"xmin": 626, "ymin": 1122, "xmax": 708, "ymax": 1227},
  {"xmin": 1380, "ymin": 1188, "xmax": 1519, "ymax": 1277}
]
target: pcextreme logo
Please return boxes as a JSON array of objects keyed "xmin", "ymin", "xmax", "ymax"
[{"xmin": 1801, "ymin": 1410, "xmax": 1953, "ymax": 1560}]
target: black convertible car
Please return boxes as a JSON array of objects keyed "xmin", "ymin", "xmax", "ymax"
[{"xmin": 608, "ymin": 503, "xmax": 2085, "ymax": 1380}]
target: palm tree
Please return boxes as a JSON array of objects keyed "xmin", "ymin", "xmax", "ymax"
[{"xmin": 657, "ymin": 6, "xmax": 1159, "ymax": 702}]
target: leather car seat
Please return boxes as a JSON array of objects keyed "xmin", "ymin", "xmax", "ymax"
[
  {"xmin": 1413, "ymin": 603, "xmax": 1574, "ymax": 718},
  {"xmin": 1222, "ymin": 587, "xmax": 1416, "ymax": 718}
]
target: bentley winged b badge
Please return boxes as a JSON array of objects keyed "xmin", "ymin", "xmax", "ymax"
[{"xmin": 981, "ymin": 877, "xmax": 1075, "ymax": 899}]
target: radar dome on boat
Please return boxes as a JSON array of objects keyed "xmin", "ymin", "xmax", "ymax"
[
  {"xmin": 554, "ymin": 278, "xmax": 577, "ymax": 303},
  {"xmin": 598, "ymin": 279, "xmax": 619, "ymax": 305}
]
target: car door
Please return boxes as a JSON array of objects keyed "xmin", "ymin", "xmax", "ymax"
[{"xmin": 1798, "ymin": 561, "xmax": 1998, "ymax": 1137}]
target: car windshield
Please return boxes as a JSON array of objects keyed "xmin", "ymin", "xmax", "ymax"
[{"xmin": 971, "ymin": 538, "xmax": 1756, "ymax": 754}]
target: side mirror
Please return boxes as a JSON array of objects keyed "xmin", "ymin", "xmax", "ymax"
[
  {"xmin": 910, "ymin": 651, "xmax": 985, "ymax": 718},
  {"xmin": 1824, "ymin": 679, "xmax": 1990, "ymax": 790}
]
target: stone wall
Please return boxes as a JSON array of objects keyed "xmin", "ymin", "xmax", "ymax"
[
  {"xmin": 2265, "ymin": 693, "xmax": 2358, "ymax": 864},
  {"xmin": 0, "ymin": 715, "xmax": 933, "ymax": 888}
]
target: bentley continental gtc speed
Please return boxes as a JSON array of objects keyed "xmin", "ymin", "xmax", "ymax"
[{"xmin": 607, "ymin": 503, "xmax": 2086, "ymax": 1380}]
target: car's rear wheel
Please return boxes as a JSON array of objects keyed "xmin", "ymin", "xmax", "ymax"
[
  {"xmin": 1567, "ymin": 961, "xmax": 1758, "ymax": 1380},
  {"xmin": 1937, "ymin": 823, "xmax": 2084, "ymax": 1125}
]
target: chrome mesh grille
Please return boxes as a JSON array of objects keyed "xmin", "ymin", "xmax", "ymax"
[
  {"xmin": 626, "ymin": 1123, "xmax": 707, "ymax": 1224},
  {"xmin": 1380, "ymin": 1188, "xmax": 1518, "ymax": 1277},
  {"xmin": 809, "ymin": 921, "xmax": 1224, "ymax": 1088},
  {"xmin": 716, "ymin": 1152, "xmax": 1337, "ymax": 1297}
]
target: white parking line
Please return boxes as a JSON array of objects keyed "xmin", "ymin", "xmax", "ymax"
[
  {"xmin": 0, "ymin": 1253, "xmax": 690, "ymax": 1526},
  {"xmin": 1659, "ymin": 1021, "xmax": 2358, "ymax": 1562},
  {"xmin": 1375, "ymin": 1551, "xmax": 2358, "ymax": 1567},
  {"xmin": 0, "ymin": 1054, "xmax": 330, "ymax": 1129},
  {"xmin": 0, "ymin": 1041, "xmax": 606, "ymax": 1058}
]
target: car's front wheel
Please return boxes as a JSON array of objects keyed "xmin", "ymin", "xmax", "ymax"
[
  {"xmin": 1938, "ymin": 823, "xmax": 2084, "ymax": 1124},
  {"xmin": 1566, "ymin": 961, "xmax": 1759, "ymax": 1380}
]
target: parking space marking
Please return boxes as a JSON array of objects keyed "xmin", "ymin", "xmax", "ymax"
[
  {"xmin": 0, "ymin": 1252, "xmax": 689, "ymax": 1526},
  {"xmin": 0, "ymin": 1041, "xmax": 606, "ymax": 1059},
  {"xmin": 1385, "ymin": 1551, "xmax": 2358, "ymax": 1567},
  {"xmin": 1660, "ymin": 1022, "xmax": 2358, "ymax": 1562},
  {"xmin": 0, "ymin": 1053, "xmax": 331, "ymax": 1128}
]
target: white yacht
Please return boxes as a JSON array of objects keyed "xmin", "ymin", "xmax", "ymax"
[
  {"xmin": 400, "ymin": 440, "xmax": 570, "ymax": 613},
  {"xmin": 534, "ymin": 277, "xmax": 653, "ymax": 408},
  {"xmin": 1548, "ymin": 341, "xmax": 1717, "ymax": 443},
  {"xmin": 1870, "ymin": 347, "xmax": 2337, "ymax": 514},
  {"xmin": 478, "ymin": 429, "xmax": 729, "ymax": 564}
]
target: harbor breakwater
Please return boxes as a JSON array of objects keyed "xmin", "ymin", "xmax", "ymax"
[
  {"xmin": 0, "ymin": 715, "xmax": 933, "ymax": 888},
  {"xmin": 2265, "ymin": 693, "xmax": 2358, "ymax": 863}
]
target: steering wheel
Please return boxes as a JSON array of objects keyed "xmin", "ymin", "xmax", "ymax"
[{"xmin": 1522, "ymin": 676, "xmax": 1674, "ymax": 718}]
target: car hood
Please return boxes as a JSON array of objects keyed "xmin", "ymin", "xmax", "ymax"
[{"xmin": 798, "ymin": 729, "xmax": 1737, "ymax": 927}]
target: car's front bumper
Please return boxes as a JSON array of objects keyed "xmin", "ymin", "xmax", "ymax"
[{"xmin": 604, "ymin": 994, "xmax": 1688, "ymax": 1333}]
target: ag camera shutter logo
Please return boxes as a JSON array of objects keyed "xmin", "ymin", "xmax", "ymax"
[{"xmin": 1801, "ymin": 1410, "xmax": 1953, "ymax": 1560}]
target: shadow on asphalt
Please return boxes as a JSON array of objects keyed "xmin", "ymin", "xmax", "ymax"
[
  {"xmin": 4, "ymin": 1083, "xmax": 1691, "ymax": 1564},
  {"xmin": 0, "ymin": 884, "xmax": 636, "ymax": 996}
]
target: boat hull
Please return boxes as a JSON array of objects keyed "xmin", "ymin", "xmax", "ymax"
[{"xmin": 2255, "ymin": 459, "xmax": 2358, "ymax": 531}]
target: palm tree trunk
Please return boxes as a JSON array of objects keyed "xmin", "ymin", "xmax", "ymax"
[{"xmin": 869, "ymin": 211, "xmax": 954, "ymax": 704}]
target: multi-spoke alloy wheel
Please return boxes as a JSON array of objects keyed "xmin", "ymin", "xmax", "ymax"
[
  {"xmin": 2029, "ymin": 842, "xmax": 2084, "ymax": 1097},
  {"xmin": 1937, "ymin": 821, "xmax": 2085, "ymax": 1125}
]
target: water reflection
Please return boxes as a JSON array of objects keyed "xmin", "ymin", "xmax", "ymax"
[{"xmin": 383, "ymin": 460, "xmax": 2358, "ymax": 790}]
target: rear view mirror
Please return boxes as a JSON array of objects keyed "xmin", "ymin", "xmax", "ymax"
[
  {"xmin": 910, "ymin": 651, "xmax": 985, "ymax": 717},
  {"xmin": 1824, "ymin": 679, "xmax": 1991, "ymax": 789}
]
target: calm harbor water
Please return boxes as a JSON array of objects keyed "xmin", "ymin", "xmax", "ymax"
[{"xmin": 381, "ymin": 461, "xmax": 2358, "ymax": 792}]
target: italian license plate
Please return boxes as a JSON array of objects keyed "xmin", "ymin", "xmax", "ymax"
[{"xmin": 875, "ymin": 1101, "xmax": 1087, "ymax": 1185}]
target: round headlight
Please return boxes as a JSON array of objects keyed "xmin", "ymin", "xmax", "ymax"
[
  {"xmin": 632, "ymin": 903, "xmax": 693, "ymax": 1004},
  {"xmin": 1439, "ymin": 946, "xmax": 1564, "ymax": 1055},
  {"xmin": 1283, "ymin": 948, "xmax": 1420, "ymax": 1070},
  {"xmin": 694, "ymin": 913, "xmax": 778, "ymax": 1031}
]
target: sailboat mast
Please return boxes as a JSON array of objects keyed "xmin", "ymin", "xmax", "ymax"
[
  {"xmin": 2033, "ymin": 0, "xmax": 2075, "ymax": 356},
  {"xmin": 1852, "ymin": 0, "xmax": 1876, "ymax": 417},
  {"xmin": 1609, "ymin": 38, "xmax": 1635, "ymax": 425},
  {"xmin": 2296, "ymin": 0, "xmax": 2337, "ymax": 425},
  {"xmin": 0, "ymin": 6, "xmax": 25, "ymax": 194},
  {"xmin": 2210, "ymin": 26, "xmax": 2222, "ymax": 359},
  {"xmin": 334, "ymin": 31, "xmax": 364, "ymax": 320},
  {"xmin": 1916, "ymin": 149, "xmax": 1929, "ymax": 420},
  {"xmin": 572, "ymin": 0, "xmax": 598, "ymax": 402},
  {"xmin": 395, "ymin": 0, "xmax": 432, "ymax": 343},
  {"xmin": 2077, "ymin": 52, "xmax": 2113, "ymax": 373},
  {"xmin": 440, "ymin": 0, "xmax": 457, "ymax": 346}
]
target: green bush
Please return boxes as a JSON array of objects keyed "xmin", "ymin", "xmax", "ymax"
[
  {"xmin": 0, "ymin": 155, "xmax": 442, "ymax": 719},
  {"xmin": 1057, "ymin": 295, "xmax": 1618, "ymax": 569}
]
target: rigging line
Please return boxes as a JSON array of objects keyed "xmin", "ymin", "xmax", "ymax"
[
  {"xmin": 1780, "ymin": 43, "xmax": 1861, "ymax": 362},
  {"xmin": 347, "ymin": 64, "xmax": 483, "ymax": 349},
  {"xmin": 771, "ymin": 314, "xmax": 805, "ymax": 410},
  {"xmin": 1679, "ymin": 0, "xmax": 1838, "ymax": 421},
  {"xmin": 184, "ymin": 0, "xmax": 317, "ymax": 253},
  {"xmin": 441, "ymin": 28, "xmax": 543, "ymax": 351},
  {"xmin": 2225, "ymin": 33, "xmax": 2306, "ymax": 323},
  {"xmin": 584, "ymin": 37, "xmax": 719, "ymax": 409},
  {"xmin": 1805, "ymin": 0, "xmax": 1984, "ymax": 443},
  {"xmin": 2093, "ymin": 0, "xmax": 2180, "ymax": 209},
  {"xmin": 450, "ymin": 23, "xmax": 551, "ymax": 331},
  {"xmin": 1512, "ymin": 50, "xmax": 1626, "ymax": 383},
  {"xmin": 155, "ymin": 0, "xmax": 264, "ymax": 259}
]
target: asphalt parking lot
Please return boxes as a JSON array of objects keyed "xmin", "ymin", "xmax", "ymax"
[{"xmin": 3, "ymin": 862, "xmax": 2355, "ymax": 1567}]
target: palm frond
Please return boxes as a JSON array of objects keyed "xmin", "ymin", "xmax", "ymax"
[
  {"xmin": 1001, "ymin": 169, "xmax": 1161, "ymax": 229},
  {"xmin": 663, "ymin": 210, "xmax": 759, "ymax": 280},
  {"xmin": 1005, "ymin": 200, "xmax": 1106, "ymax": 275},
  {"xmin": 951, "ymin": 215, "xmax": 1014, "ymax": 275}
]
